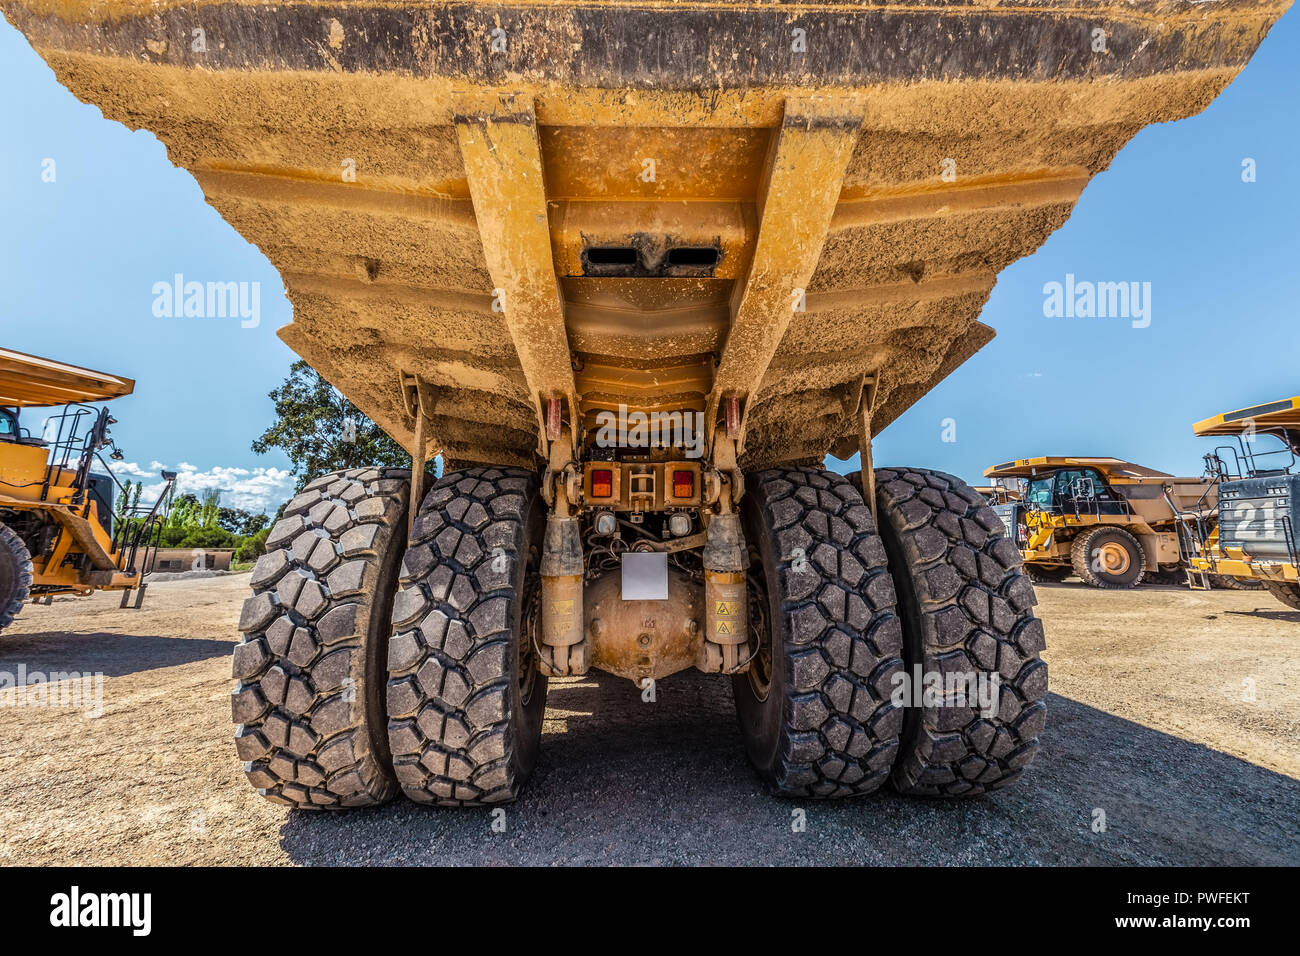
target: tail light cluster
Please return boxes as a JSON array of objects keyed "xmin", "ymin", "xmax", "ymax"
[
  {"xmin": 672, "ymin": 469, "xmax": 695, "ymax": 499},
  {"xmin": 1017, "ymin": 523, "xmax": 1029, "ymax": 545},
  {"xmin": 583, "ymin": 462, "xmax": 701, "ymax": 509}
]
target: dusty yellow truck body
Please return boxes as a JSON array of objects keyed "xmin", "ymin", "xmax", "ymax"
[
  {"xmin": 5, "ymin": 1, "xmax": 1290, "ymax": 806},
  {"xmin": 3, "ymin": 0, "xmax": 1289, "ymax": 470}
]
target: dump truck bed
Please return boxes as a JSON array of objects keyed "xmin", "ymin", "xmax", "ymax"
[
  {"xmin": 4, "ymin": 0, "xmax": 1290, "ymax": 468},
  {"xmin": 0, "ymin": 348, "xmax": 134, "ymax": 407},
  {"xmin": 1193, "ymin": 396, "xmax": 1300, "ymax": 436}
]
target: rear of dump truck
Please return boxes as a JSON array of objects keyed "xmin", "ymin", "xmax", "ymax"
[{"xmin": 3, "ymin": 0, "xmax": 1289, "ymax": 806}]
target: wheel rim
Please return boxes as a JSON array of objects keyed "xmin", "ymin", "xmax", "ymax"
[{"xmin": 1098, "ymin": 541, "xmax": 1131, "ymax": 575}]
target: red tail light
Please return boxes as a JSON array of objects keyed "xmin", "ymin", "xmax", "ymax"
[
  {"xmin": 591, "ymin": 469, "xmax": 613, "ymax": 498},
  {"xmin": 672, "ymin": 469, "xmax": 694, "ymax": 499},
  {"xmin": 1017, "ymin": 524, "xmax": 1028, "ymax": 545}
]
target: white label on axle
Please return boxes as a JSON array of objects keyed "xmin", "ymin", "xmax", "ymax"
[{"xmin": 621, "ymin": 552, "xmax": 669, "ymax": 601}]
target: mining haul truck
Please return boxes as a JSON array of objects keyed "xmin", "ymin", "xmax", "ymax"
[
  {"xmin": 1184, "ymin": 396, "xmax": 1300, "ymax": 609},
  {"xmin": 984, "ymin": 457, "xmax": 1216, "ymax": 589},
  {"xmin": 0, "ymin": 348, "xmax": 176, "ymax": 633},
  {"xmin": 4, "ymin": 0, "xmax": 1289, "ymax": 806}
]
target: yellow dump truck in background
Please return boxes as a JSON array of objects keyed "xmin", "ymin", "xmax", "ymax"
[
  {"xmin": 985, "ymin": 457, "xmax": 1215, "ymax": 588},
  {"xmin": 0, "ymin": 348, "xmax": 175, "ymax": 632},
  {"xmin": 1183, "ymin": 397, "xmax": 1300, "ymax": 609}
]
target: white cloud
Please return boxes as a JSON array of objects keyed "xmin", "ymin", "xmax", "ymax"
[{"xmin": 109, "ymin": 460, "xmax": 295, "ymax": 515}]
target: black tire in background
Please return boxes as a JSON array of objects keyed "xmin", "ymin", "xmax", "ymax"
[
  {"xmin": 1070, "ymin": 526, "xmax": 1145, "ymax": 589},
  {"xmin": 385, "ymin": 466, "xmax": 548, "ymax": 805},
  {"xmin": 1023, "ymin": 564, "xmax": 1070, "ymax": 584},
  {"xmin": 0, "ymin": 522, "xmax": 33, "ymax": 632},
  {"xmin": 1263, "ymin": 581, "xmax": 1300, "ymax": 610},
  {"xmin": 231, "ymin": 467, "xmax": 410, "ymax": 808},
  {"xmin": 734, "ymin": 468, "xmax": 904, "ymax": 798},
  {"xmin": 1208, "ymin": 573, "xmax": 1265, "ymax": 591},
  {"xmin": 869, "ymin": 467, "xmax": 1048, "ymax": 796}
]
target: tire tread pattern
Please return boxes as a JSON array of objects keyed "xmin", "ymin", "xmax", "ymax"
[
  {"xmin": 231, "ymin": 466, "xmax": 409, "ymax": 808},
  {"xmin": 745, "ymin": 468, "xmax": 905, "ymax": 798},
  {"xmin": 385, "ymin": 466, "xmax": 540, "ymax": 806},
  {"xmin": 0, "ymin": 522, "xmax": 34, "ymax": 632},
  {"xmin": 873, "ymin": 467, "xmax": 1048, "ymax": 797}
]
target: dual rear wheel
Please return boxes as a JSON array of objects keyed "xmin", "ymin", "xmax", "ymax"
[
  {"xmin": 232, "ymin": 464, "xmax": 1047, "ymax": 807},
  {"xmin": 232, "ymin": 466, "xmax": 545, "ymax": 808}
]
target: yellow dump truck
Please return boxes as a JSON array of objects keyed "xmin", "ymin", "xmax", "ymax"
[
  {"xmin": 0, "ymin": 349, "xmax": 176, "ymax": 632},
  {"xmin": 1184, "ymin": 397, "xmax": 1300, "ymax": 609},
  {"xmin": 5, "ymin": 0, "xmax": 1289, "ymax": 806},
  {"xmin": 973, "ymin": 484, "xmax": 1022, "ymax": 507},
  {"xmin": 984, "ymin": 458, "xmax": 1215, "ymax": 588}
]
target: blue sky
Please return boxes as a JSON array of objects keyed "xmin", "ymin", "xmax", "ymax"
[{"xmin": 2, "ymin": 9, "xmax": 1297, "ymax": 513}]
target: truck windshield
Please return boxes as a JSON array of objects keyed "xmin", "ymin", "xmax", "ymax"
[
  {"xmin": 1026, "ymin": 476, "xmax": 1054, "ymax": 509},
  {"xmin": 0, "ymin": 408, "xmax": 18, "ymax": 441}
]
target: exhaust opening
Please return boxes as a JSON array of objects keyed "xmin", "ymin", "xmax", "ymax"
[
  {"xmin": 667, "ymin": 247, "xmax": 720, "ymax": 268},
  {"xmin": 585, "ymin": 246, "xmax": 640, "ymax": 267}
]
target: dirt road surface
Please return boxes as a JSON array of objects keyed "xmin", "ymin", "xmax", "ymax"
[{"xmin": 1, "ymin": 574, "xmax": 1296, "ymax": 866}]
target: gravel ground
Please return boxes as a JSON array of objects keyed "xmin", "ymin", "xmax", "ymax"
[{"xmin": 0, "ymin": 574, "xmax": 1296, "ymax": 866}]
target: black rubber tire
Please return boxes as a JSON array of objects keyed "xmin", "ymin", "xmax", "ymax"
[
  {"xmin": 1023, "ymin": 564, "xmax": 1070, "ymax": 584},
  {"xmin": 1208, "ymin": 573, "xmax": 1265, "ymax": 591},
  {"xmin": 1149, "ymin": 565, "xmax": 1189, "ymax": 586},
  {"xmin": 1070, "ymin": 526, "xmax": 1145, "ymax": 589},
  {"xmin": 0, "ymin": 521, "xmax": 34, "ymax": 633},
  {"xmin": 870, "ymin": 467, "xmax": 1048, "ymax": 796},
  {"xmin": 385, "ymin": 466, "xmax": 548, "ymax": 805},
  {"xmin": 733, "ymin": 468, "xmax": 904, "ymax": 798},
  {"xmin": 231, "ymin": 467, "xmax": 410, "ymax": 808},
  {"xmin": 1263, "ymin": 581, "xmax": 1300, "ymax": 610}
]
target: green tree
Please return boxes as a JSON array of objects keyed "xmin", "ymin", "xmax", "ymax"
[
  {"xmin": 218, "ymin": 507, "xmax": 269, "ymax": 536},
  {"xmin": 199, "ymin": 488, "xmax": 221, "ymax": 530},
  {"xmin": 114, "ymin": 481, "xmax": 132, "ymax": 520},
  {"xmin": 252, "ymin": 360, "xmax": 411, "ymax": 492}
]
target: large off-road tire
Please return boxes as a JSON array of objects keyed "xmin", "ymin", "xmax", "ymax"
[
  {"xmin": 0, "ymin": 522, "xmax": 34, "ymax": 633},
  {"xmin": 385, "ymin": 466, "xmax": 547, "ymax": 805},
  {"xmin": 1208, "ymin": 573, "xmax": 1265, "ymax": 591},
  {"xmin": 1070, "ymin": 526, "xmax": 1144, "ymax": 589},
  {"xmin": 1149, "ymin": 565, "xmax": 1189, "ymax": 586},
  {"xmin": 734, "ymin": 468, "xmax": 904, "ymax": 798},
  {"xmin": 870, "ymin": 468, "xmax": 1048, "ymax": 796},
  {"xmin": 231, "ymin": 467, "xmax": 411, "ymax": 808},
  {"xmin": 1023, "ymin": 564, "xmax": 1070, "ymax": 584},
  {"xmin": 1263, "ymin": 581, "xmax": 1300, "ymax": 610}
]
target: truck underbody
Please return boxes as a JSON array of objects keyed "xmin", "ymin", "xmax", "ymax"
[{"xmin": 4, "ymin": 0, "xmax": 1289, "ymax": 804}]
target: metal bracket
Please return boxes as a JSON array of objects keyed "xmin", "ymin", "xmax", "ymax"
[
  {"xmin": 840, "ymin": 373, "xmax": 880, "ymax": 519},
  {"xmin": 400, "ymin": 371, "xmax": 434, "ymax": 532}
]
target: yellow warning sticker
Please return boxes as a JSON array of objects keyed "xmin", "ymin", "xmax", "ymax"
[
  {"xmin": 714, "ymin": 601, "xmax": 739, "ymax": 617},
  {"xmin": 553, "ymin": 600, "xmax": 574, "ymax": 616},
  {"xmin": 715, "ymin": 620, "xmax": 735, "ymax": 636}
]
